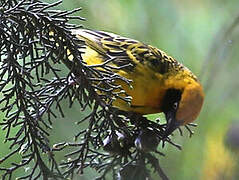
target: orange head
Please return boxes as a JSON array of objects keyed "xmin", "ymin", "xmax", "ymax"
[
  {"xmin": 163, "ymin": 81, "xmax": 204, "ymax": 138},
  {"xmin": 176, "ymin": 83, "xmax": 204, "ymax": 125}
]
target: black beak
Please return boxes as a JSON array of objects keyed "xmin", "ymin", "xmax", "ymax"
[{"xmin": 162, "ymin": 112, "xmax": 181, "ymax": 138}]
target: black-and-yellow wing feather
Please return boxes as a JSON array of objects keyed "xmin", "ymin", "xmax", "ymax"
[{"xmin": 72, "ymin": 29, "xmax": 181, "ymax": 75}]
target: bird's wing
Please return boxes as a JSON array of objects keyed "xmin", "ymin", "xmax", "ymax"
[{"xmin": 72, "ymin": 29, "xmax": 178, "ymax": 74}]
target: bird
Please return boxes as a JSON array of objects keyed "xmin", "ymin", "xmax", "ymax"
[{"xmin": 67, "ymin": 29, "xmax": 204, "ymax": 137}]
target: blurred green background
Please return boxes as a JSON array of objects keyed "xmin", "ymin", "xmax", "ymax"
[{"xmin": 2, "ymin": 0, "xmax": 239, "ymax": 179}]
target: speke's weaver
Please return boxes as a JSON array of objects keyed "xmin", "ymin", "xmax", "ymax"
[{"xmin": 65, "ymin": 29, "xmax": 204, "ymax": 137}]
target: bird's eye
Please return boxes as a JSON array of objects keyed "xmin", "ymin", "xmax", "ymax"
[{"xmin": 173, "ymin": 102, "xmax": 178, "ymax": 110}]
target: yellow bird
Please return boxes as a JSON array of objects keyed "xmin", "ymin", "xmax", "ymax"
[{"xmin": 69, "ymin": 29, "xmax": 204, "ymax": 137}]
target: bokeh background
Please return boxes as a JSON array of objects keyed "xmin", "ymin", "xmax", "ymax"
[{"xmin": 1, "ymin": 0, "xmax": 239, "ymax": 179}]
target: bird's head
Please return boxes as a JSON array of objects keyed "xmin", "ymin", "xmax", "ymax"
[{"xmin": 162, "ymin": 81, "xmax": 204, "ymax": 138}]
